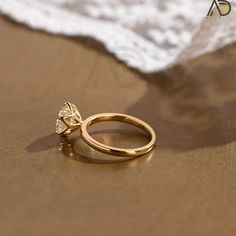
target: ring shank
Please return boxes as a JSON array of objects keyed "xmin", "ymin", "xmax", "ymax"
[{"xmin": 80, "ymin": 113, "xmax": 156, "ymax": 157}]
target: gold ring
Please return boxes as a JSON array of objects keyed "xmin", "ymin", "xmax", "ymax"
[{"xmin": 56, "ymin": 102, "xmax": 156, "ymax": 157}]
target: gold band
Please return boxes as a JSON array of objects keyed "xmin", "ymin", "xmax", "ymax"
[
  {"xmin": 56, "ymin": 102, "xmax": 156, "ymax": 157},
  {"xmin": 80, "ymin": 113, "xmax": 156, "ymax": 157}
]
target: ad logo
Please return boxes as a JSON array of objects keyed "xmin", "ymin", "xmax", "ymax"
[{"xmin": 207, "ymin": 0, "xmax": 231, "ymax": 17}]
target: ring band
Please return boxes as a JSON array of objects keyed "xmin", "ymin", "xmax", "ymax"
[{"xmin": 56, "ymin": 102, "xmax": 156, "ymax": 157}]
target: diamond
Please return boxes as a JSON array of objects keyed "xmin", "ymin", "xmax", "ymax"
[
  {"xmin": 56, "ymin": 102, "xmax": 82, "ymax": 135},
  {"xmin": 58, "ymin": 104, "xmax": 70, "ymax": 118},
  {"xmin": 56, "ymin": 119, "xmax": 67, "ymax": 134}
]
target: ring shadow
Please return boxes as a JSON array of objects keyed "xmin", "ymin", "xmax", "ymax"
[
  {"xmin": 126, "ymin": 44, "xmax": 236, "ymax": 152},
  {"xmin": 26, "ymin": 129, "xmax": 155, "ymax": 164}
]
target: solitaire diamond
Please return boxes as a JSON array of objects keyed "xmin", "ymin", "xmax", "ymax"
[{"xmin": 56, "ymin": 102, "xmax": 82, "ymax": 135}]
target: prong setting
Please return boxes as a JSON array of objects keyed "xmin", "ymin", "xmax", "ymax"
[{"xmin": 56, "ymin": 102, "xmax": 82, "ymax": 135}]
